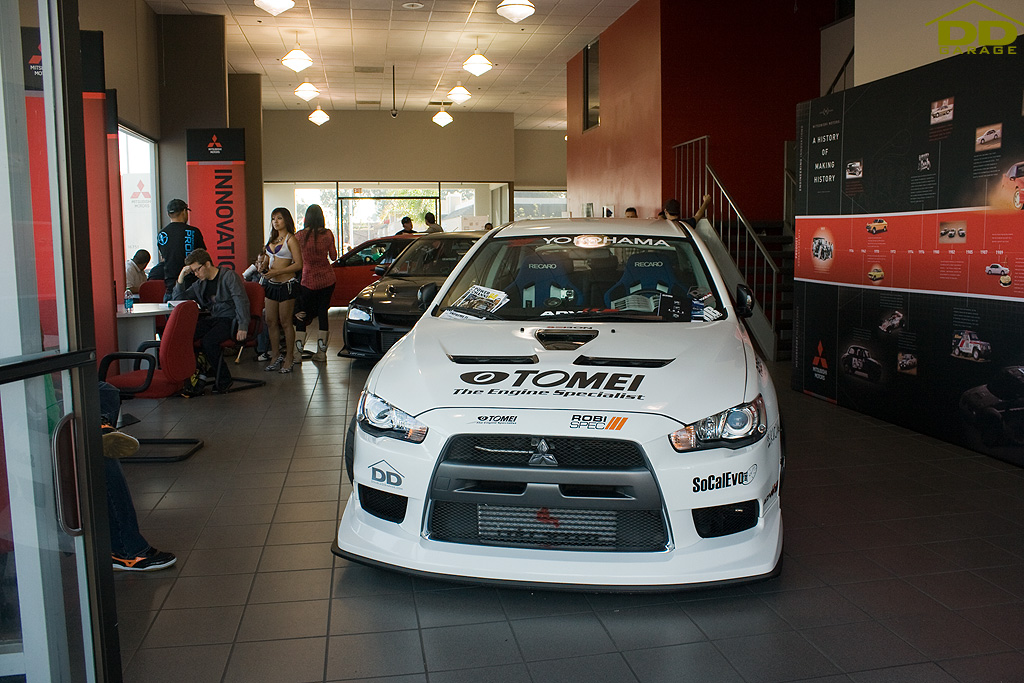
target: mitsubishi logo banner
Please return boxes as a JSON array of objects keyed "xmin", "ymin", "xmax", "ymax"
[
  {"xmin": 186, "ymin": 129, "xmax": 247, "ymax": 271},
  {"xmin": 791, "ymin": 34, "xmax": 1024, "ymax": 466}
]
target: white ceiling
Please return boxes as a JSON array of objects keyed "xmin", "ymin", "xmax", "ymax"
[{"xmin": 143, "ymin": 0, "xmax": 638, "ymax": 129}]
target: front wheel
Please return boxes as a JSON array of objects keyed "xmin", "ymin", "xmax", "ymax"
[
  {"xmin": 1015, "ymin": 189, "xmax": 1023, "ymax": 210},
  {"xmin": 345, "ymin": 416, "xmax": 357, "ymax": 483},
  {"xmin": 973, "ymin": 348, "xmax": 980, "ymax": 360}
]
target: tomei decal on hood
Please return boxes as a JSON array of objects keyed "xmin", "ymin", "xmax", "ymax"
[{"xmin": 368, "ymin": 319, "xmax": 751, "ymax": 420}]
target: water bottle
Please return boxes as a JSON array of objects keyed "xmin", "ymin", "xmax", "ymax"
[{"xmin": 124, "ymin": 288, "xmax": 134, "ymax": 313}]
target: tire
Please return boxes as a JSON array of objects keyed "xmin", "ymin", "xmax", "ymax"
[
  {"xmin": 345, "ymin": 416, "xmax": 357, "ymax": 483},
  {"xmin": 973, "ymin": 348, "xmax": 980, "ymax": 360},
  {"xmin": 1015, "ymin": 189, "xmax": 1023, "ymax": 211}
]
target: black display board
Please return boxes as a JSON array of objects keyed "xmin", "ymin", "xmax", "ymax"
[{"xmin": 792, "ymin": 36, "xmax": 1024, "ymax": 466}]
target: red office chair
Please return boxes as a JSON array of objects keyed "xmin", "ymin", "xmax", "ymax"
[
  {"xmin": 201, "ymin": 281, "xmax": 267, "ymax": 393},
  {"xmin": 99, "ymin": 301, "xmax": 204, "ymax": 462},
  {"xmin": 138, "ymin": 280, "xmax": 168, "ymax": 335}
]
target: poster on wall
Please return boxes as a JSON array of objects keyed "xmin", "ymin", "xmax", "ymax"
[
  {"xmin": 185, "ymin": 129, "xmax": 247, "ymax": 271},
  {"xmin": 792, "ymin": 35, "xmax": 1024, "ymax": 466}
]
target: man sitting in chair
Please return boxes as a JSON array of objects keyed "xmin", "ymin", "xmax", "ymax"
[{"xmin": 172, "ymin": 248, "xmax": 249, "ymax": 394}]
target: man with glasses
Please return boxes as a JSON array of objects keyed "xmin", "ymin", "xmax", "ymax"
[
  {"xmin": 173, "ymin": 249, "xmax": 249, "ymax": 394},
  {"xmin": 158, "ymin": 198, "xmax": 207, "ymax": 301}
]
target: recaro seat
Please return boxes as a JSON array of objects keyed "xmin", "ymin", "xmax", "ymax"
[
  {"xmin": 506, "ymin": 253, "xmax": 584, "ymax": 309},
  {"xmin": 603, "ymin": 252, "xmax": 689, "ymax": 307}
]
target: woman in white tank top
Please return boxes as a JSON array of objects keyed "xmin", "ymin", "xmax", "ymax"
[{"xmin": 259, "ymin": 207, "xmax": 303, "ymax": 372}]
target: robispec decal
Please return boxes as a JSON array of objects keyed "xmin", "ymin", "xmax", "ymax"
[
  {"xmin": 368, "ymin": 460, "xmax": 404, "ymax": 489},
  {"xmin": 455, "ymin": 370, "xmax": 646, "ymax": 400},
  {"xmin": 693, "ymin": 465, "xmax": 757, "ymax": 492},
  {"xmin": 569, "ymin": 415, "xmax": 628, "ymax": 430},
  {"xmin": 764, "ymin": 480, "xmax": 779, "ymax": 506},
  {"xmin": 476, "ymin": 415, "xmax": 518, "ymax": 424}
]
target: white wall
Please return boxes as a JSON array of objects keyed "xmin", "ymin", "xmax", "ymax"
[
  {"xmin": 820, "ymin": 16, "xmax": 854, "ymax": 95},
  {"xmin": 855, "ymin": 0, "xmax": 1023, "ymax": 85}
]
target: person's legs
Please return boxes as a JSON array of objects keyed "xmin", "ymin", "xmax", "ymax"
[
  {"xmin": 105, "ymin": 457, "xmax": 148, "ymax": 558},
  {"xmin": 264, "ymin": 297, "xmax": 283, "ymax": 369},
  {"xmin": 279, "ymin": 297, "xmax": 297, "ymax": 368},
  {"xmin": 198, "ymin": 317, "xmax": 234, "ymax": 389},
  {"xmin": 312, "ymin": 285, "xmax": 334, "ymax": 361}
]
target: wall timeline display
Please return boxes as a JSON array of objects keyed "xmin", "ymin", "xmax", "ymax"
[{"xmin": 792, "ymin": 35, "xmax": 1024, "ymax": 466}]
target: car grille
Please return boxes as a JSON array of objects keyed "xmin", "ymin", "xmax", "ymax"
[
  {"xmin": 380, "ymin": 331, "xmax": 406, "ymax": 352},
  {"xmin": 442, "ymin": 435, "xmax": 645, "ymax": 468},
  {"xmin": 430, "ymin": 501, "xmax": 667, "ymax": 552},
  {"xmin": 375, "ymin": 312, "xmax": 420, "ymax": 327},
  {"xmin": 426, "ymin": 434, "xmax": 667, "ymax": 552}
]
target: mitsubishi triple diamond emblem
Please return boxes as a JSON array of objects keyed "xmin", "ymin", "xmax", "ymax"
[{"xmin": 528, "ymin": 437, "xmax": 558, "ymax": 467}]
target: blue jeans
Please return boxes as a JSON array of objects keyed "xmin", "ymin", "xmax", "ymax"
[{"xmin": 99, "ymin": 382, "xmax": 149, "ymax": 558}]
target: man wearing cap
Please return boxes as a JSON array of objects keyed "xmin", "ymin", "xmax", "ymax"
[{"xmin": 157, "ymin": 198, "xmax": 207, "ymax": 301}]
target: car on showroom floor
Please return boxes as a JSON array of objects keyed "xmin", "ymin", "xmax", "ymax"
[
  {"xmin": 340, "ymin": 231, "xmax": 486, "ymax": 360},
  {"xmin": 330, "ymin": 233, "xmax": 419, "ymax": 308},
  {"xmin": 334, "ymin": 217, "xmax": 784, "ymax": 590},
  {"xmin": 960, "ymin": 366, "xmax": 1024, "ymax": 446}
]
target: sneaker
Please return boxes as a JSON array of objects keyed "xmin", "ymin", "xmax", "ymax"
[
  {"xmin": 101, "ymin": 429, "xmax": 140, "ymax": 459},
  {"xmin": 256, "ymin": 352, "xmax": 271, "ymax": 362},
  {"xmin": 112, "ymin": 547, "xmax": 177, "ymax": 572}
]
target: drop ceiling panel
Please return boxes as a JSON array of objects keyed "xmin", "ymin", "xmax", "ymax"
[{"xmin": 144, "ymin": 0, "xmax": 637, "ymax": 129}]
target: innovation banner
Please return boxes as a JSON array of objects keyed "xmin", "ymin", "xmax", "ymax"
[
  {"xmin": 185, "ymin": 129, "xmax": 247, "ymax": 271},
  {"xmin": 792, "ymin": 34, "xmax": 1024, "ymax": 466}
]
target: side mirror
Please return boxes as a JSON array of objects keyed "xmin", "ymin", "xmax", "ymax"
[
  {"xmin": 735, "ymin": 284, "xmax": 755, "ymax": 318},
  {"xmin": 373, "ymin": 265, "xmax": 387, "ymax": 276},
  {"xmin": 417, "ymin": 282, "xmax": 438, "ymax": 310}
]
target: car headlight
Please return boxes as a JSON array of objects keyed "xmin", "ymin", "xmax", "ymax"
[
  {"xmin": 669, "ymin": 395, "xmax": 767, "ymax": 452},
  {"xmin": 348, "ymin": 305, "xmax": 372, "ymax": 322},
  {"xmin": 357, "ymin": 391, "xmax": 427, "ymax": 443}
]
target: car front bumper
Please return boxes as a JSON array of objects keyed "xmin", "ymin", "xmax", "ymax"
[{"xmin": 334, "ymin": 409, "xmax": 784, "ymax": 590}]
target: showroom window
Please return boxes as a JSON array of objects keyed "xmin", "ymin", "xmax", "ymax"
[
  {"xmin": 118, "ymin": 126, "xmax": 159, "ymax": 263},
  {"xmin": 514, "ymin": 190, "xmax": 567, "ymax": 219},
  {"xmin": 583, "ymin": 39, "xmax": 600, "ymax": 130}
]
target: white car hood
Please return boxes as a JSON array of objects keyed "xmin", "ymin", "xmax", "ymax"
[{"xmin": 368, "ymin": 318, "xmax": 754, "ymax": 425}]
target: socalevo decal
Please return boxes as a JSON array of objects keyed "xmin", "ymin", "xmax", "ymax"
[
  {"xmin": 455, "ymin": 370, "xmax": 646, "ymax": 401},
  {"xmin": 569, "ymin": 414, "xmax": 628, "ymax": 430},
  {"xmin": 693, "ymin": 465, "xmax": 757, "ymax": 492},
  {"xmin": 368, "ymin": 460, "xmax": 404, "ymax": 489}
]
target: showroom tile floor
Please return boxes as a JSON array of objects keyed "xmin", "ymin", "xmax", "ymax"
[{"xmin": 115, "ymin": 317, "xmax": 1024, "ymax": 683}]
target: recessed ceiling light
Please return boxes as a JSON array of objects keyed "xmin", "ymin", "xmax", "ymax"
[{"xmin": 402, "ymin": 2, "xmax": 424, "ymax": 8}]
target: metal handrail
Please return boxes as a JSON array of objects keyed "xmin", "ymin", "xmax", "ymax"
[{"xmin": 673, "ymin": 135, "xmax": 785, "ymax": 360}]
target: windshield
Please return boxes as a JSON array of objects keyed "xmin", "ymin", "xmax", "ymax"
[
  {"xmin": 434, "ymin": 233, "xmax": 723, "ymax": 322},
  {"xmin": 387, "ymin": 237, "xmax": 478, "ymax": 277}
]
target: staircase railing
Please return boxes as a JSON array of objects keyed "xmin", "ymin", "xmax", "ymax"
[{"xmin": 673, "ymin": 135, "xmax": 782, "ymax": 360}]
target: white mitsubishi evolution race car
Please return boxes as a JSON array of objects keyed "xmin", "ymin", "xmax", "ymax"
[{"xmin": 334, "ymin": 218, "xmax": 784, "ymax": 590}]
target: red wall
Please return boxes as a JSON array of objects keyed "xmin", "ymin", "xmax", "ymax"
[
  {"xmin": 660, "ymin": 2, "xmax": 832, "ymax": 221},
  {"xmin": 567, "ymin": 0, "xmax": 663, "ymax": 218},
  {"xmin": 567, "ymin": 0, "xmax": 832, "ymax": 223}
]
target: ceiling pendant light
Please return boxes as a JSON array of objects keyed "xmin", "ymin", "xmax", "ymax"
[
  {"xmin": 432, "ymin": 106, "xmax": 453, "ymax": 127},
  {"xmin": 309, "ymin": 105, "xmax": 330, "ymax": 126},
  {"xmin": 294, "ymin": 82, "xmax": 320, "ymax": 101},
  {"xmin": 496, "ymin": 0, "xmax": 535, "ymax": 23},
  {"xmin": 282, "ymin": 33, "xmax": 313, "ymax": 72},
  {"xmin": 254, "ymin": 0, "xmax": 294, "ymax": 16},
  {"xmin": 447, "ymin": 81, "xmax": 472, "ymax": 104},
  {"xmin": 463, "ymin": 38, "xmax": 492, "ymax": 76}
]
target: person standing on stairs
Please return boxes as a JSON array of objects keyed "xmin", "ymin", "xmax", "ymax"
[{"xmin": 294, "ymin": 204, "xmax": 338, "ymax": 363}]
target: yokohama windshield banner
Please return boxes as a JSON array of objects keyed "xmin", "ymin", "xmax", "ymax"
[
  {"xmin": 792, "ymin": 32, "xmax": 1024, "ymax": 467},
  {"xmin": 186, "ymin": 129, "xmax": 247, "ymax": 271}
]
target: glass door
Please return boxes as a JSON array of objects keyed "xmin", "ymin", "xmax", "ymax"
[{"xmin": 0, "ymin": 1, "xmax": 120, "ymax": 680}]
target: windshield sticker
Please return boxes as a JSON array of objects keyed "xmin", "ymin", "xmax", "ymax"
[
  {"xmin": 454, "ymin": 369, "xmax": 647, "ymax": 401},
  {"xmin": 546, "ymin": 235, "xmax": 672, "ymax": 248},
  {"xmin": 441, "ymin": 285, "xmax": 509, "ymax": 320},
  {"xmin": 569, "ymin": 414, "xmax": 628, "ymax": 430}
]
